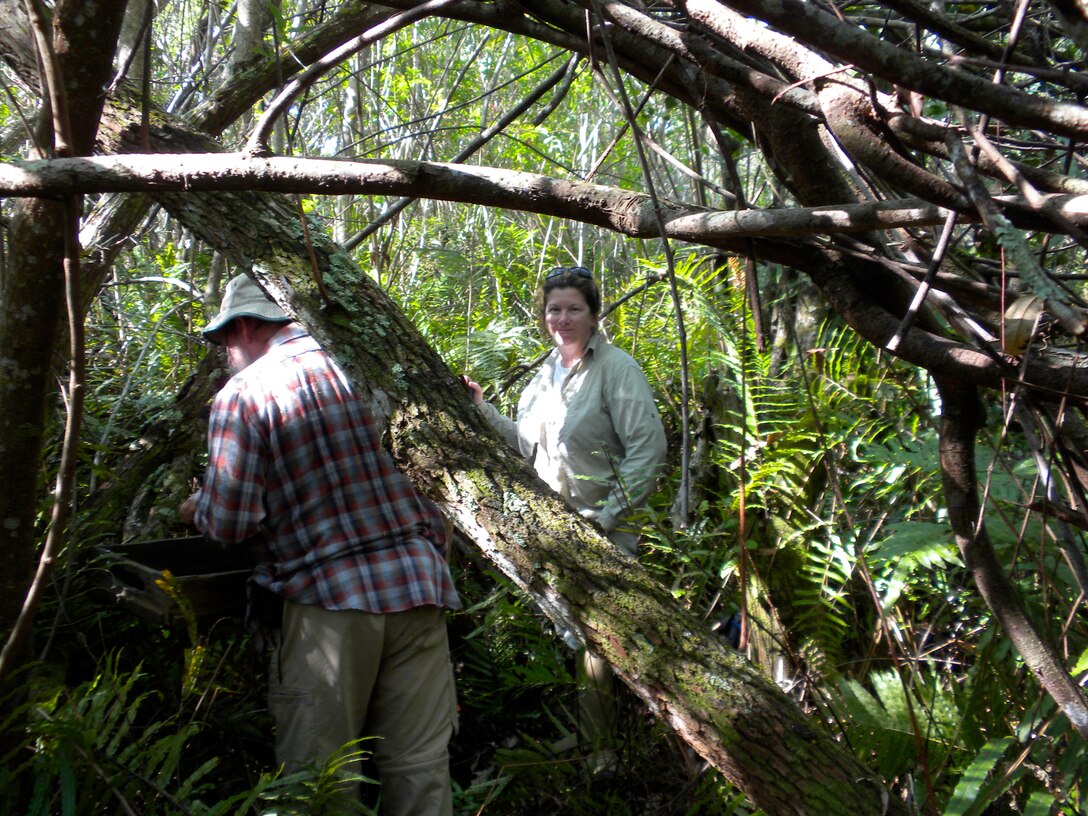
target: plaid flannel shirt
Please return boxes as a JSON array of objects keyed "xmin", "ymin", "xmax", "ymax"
[{"xmin": 194, "ymin": 325, "xmax": 459, "ymax": 613}]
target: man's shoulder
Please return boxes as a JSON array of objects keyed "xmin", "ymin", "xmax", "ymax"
[{"xmin": 271, "ymin": 324, "xmax": 320, "ymax": 353}]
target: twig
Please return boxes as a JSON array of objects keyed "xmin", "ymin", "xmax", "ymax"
[
  {"xmin": 960, "ymin": 113, "xmax": 1088, "ymax": 255},
  {"xmin": 245, "ymin": 0, "xmax": 462, "ymax": 155},
  {"xmin": 22, "ymin": 0, "xmax": 71, "ymax": 156},
  {"xmin": 345, "ymin": 54, "xmax": 581, "ymax": 251},
  {"xmin": 294, "ymin": 195, "xmax": 331, "ymax": 308},
  {"xmin": 947, "ymin": 126, "xmax": 1087, "ymax": 338},
  {"xmin": 594, "ymin": 0, "xmax": 692, "ymax": 526},
  {"xmin": 885, "ymin": 208, "xmax": 958, "ymax": 352}
]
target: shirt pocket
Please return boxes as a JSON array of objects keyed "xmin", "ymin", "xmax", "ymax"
[{"xmin": 559, "ymin": 381, "xmax": 613, "ymax": 456}]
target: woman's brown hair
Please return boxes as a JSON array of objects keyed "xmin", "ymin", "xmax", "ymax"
[{"xmin": 535, "ymin": 267, "xmax": 601, "ymax": 327}]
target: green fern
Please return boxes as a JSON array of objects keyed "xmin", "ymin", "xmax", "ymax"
[
  {"xmin": 834, "ymin": 667, "xmax": 963, "ymax": 784},
  {"xmin": 1, "ymin": 655, "xmax": 357, "ymax": 816},
  {"xmin": 867, "ymin": 521, "xmax": 963, "ymax": 610},
  {"xmin": 942, "ymin": 737, "xmax": 1019, "ymax": 816}
]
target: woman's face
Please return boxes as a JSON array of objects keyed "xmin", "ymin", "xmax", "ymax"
[{"xmin": 544, "ymin": 287, "xmax": 596, "ymax": 350}]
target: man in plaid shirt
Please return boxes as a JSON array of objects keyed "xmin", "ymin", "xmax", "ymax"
[{"xmin": 181, "ymin": 274, "xmax": 460, "ymax": 815}]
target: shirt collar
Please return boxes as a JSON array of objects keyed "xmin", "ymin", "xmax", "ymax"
[{"xmin": 269, "ymin": 322, "xmax": 308, "ymax": 346}]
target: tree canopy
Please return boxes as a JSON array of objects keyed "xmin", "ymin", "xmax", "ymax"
[{"xmin": 2, "ymin": 1, "xmax": 1088, "ymax": 814}]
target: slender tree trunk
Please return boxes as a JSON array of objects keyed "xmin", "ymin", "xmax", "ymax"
[
  {"xmin": 0, "ymin": 0, "xmax": 129, "ymax": 749},
  {"xmin": 0, "ymin": 199, "xmax": 67, "ymax": 666},
  {"xmin": 936, "ymin": 377, "xmax": 1088, "ymax": 737}
]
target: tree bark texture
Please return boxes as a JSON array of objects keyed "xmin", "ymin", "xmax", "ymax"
[{"xmin": 935, "ymin": 378, "xmax": 1088, "ymax": 738}]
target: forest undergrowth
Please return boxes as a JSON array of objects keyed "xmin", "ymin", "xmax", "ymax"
[
  {"xmin": 1, "ymin": 531, "xmax": 749, "ymax": 816},
  {"xmin": 4, "ymin": 250, "xmax": 1087, "ymax": 815}
]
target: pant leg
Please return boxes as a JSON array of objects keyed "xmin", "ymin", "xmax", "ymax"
[
  {"xmin": 266, "ymin": 601, "xmax": 383, "ymax": 779},
  {"xmin": 266, "ymin": 602, "xmax": 456, "ymax": 813},
  {"xmin": 365, "ymin": 606, "xmax": 457, "ymax": 816},
  {"xmin": 579, "ymin": 650, "xmax": 619, "ymax": 747},
  {"xmin": 576, "ymin": 527, "xmax": 634, "ymax": 749}
]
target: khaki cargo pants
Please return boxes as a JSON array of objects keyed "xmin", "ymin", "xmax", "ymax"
[{"xmin": 268, "ymin": 601, "xmax": 458, "ymax": 815}]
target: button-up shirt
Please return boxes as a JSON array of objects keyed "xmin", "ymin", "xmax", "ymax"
[
  {"xmin": 479, "ymin": 332, "xmax": 667, "ymax": 543},
  {"xmin": 194, "ymin": 324, "xmax": 459, "ymax": 613}
]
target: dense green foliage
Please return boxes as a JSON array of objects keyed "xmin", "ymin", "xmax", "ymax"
[{"xmin": 3, "ymin": 2, "xmax": 1088, "ymax": 814}]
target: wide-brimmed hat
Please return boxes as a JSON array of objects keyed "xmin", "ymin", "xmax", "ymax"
[{"xmin": 202, "ymin": 274, "xmax": 291, "ymax": 344}]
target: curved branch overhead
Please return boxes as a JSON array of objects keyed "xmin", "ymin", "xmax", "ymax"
[
  {"xmin": 719, "ymin": 0, "xmax": 1088, "ymax": 139},
  {"xmin": 3, "ymin": 149, "xmax": 1088, "ymax": 394}
]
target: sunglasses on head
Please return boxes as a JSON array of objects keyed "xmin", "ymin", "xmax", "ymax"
[{"xmin": 546, "ymin": 266, "xmax": 593, "ymax": 280}]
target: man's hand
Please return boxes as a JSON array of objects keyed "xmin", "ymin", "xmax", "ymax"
[{"xmin": 179, "ymin": 492, "xmax": 201, "ymax": 528}]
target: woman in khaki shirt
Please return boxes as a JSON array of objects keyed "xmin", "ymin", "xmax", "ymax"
[{"xmin": 464, "ymin": 265, "xmax": 667, "ymax": 774}]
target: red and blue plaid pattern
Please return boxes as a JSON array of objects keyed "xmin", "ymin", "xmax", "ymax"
[{"xmin": 195, "ymin": 326, "xmax": 459, "ymax": 613}]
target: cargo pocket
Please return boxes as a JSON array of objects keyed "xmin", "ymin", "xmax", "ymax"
[{"xmin": 267, "ymin": 684, "xmax": 316, "ymax": 774}]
